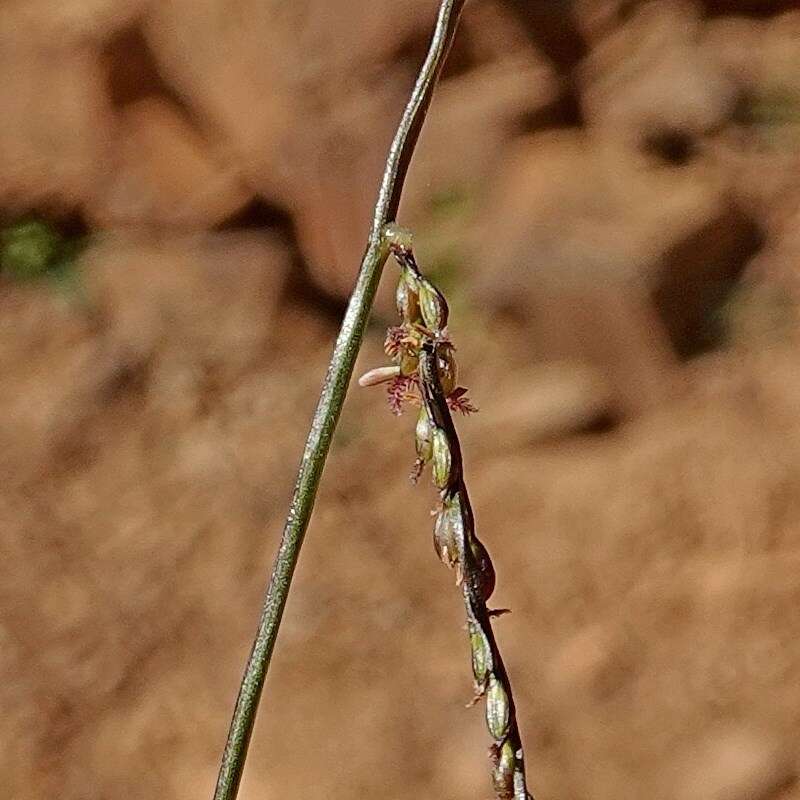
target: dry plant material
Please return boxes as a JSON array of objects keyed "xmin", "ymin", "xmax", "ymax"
[{"xmin": 360, "ymin": 224, "xmax": 533, "ymax": 800}]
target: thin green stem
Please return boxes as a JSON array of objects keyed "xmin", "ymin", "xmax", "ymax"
[{"xmin": 212, "ymin": 2, "xmax": 467, "ymax": 798}]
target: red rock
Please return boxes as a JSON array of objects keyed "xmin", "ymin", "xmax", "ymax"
[
  {"xmin": 1, "ymin": 0, "xmax": 148, "ymax": 41},
  {"xmin": 0, "ymin": 24, "xmax": 112, "ymax": 214},
  {"xmin": 83, "ymin": 232, "xmax": 290, "ymax": 376},
  {"xmin": 580, "ymin": 1, "xmax": 737, "ymax": 151},
  {"xmin": 470, "ymin": 131, "xmax": 760, "ymax": 412},
  {"xmin": 704, "ymin": 13, "xmax": 800, "ymax": 224},
  {"xmin": 88, "ymin": 98, "xmax": 253, "ymax": 228},
  {"xmin": 574, "ymin": 0, "xmax": 633, "ymax": 42},
  {"xmin": 673, "ymin": 728, "xmax": 793, "ymax": 800},
  {"xmin": 475, "ymin": 363, "xmax": 613, "ymax": 444},
  {"xmin": 144, "ymin": 0, "xmax": 551, "ymax": 304},
  {"xmin": 143, "ymin": 0, "xmax": 438, "ymax": 203},
  {"xmin": 295, "ymin": 53, "xmax": 557, "ymax": 304}
]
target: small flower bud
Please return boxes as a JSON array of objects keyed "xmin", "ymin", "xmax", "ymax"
[
  {"xmin": 433, "ymin": 512, "xmax": 456, "ymax": 568},
  {"xmin": 433, "ymin": 497, "xmax": 463, "ymax": 569},
  {"xmin": 431, "ymin": 427, "xmax": 452, "ymax": 489},
  {"xmin": 486, "ymin": 676, "xmax": 510, "ymax": 740},
  {"xmin": 358, "ymin": 365, "xmax": 401, "ymax": 387},
  {"xmin": 436, "ymin": 347, "xmax": 458, "ymax": 396},
  {"xmin": 469, "ymin": 538, "xmax": 496, "ymax": 601},
  {"xmin": 415, "ymin": 407, "xmax": 433, "ymax": 463},
  {"xmin": 418, "ymin": 279, "xmax": 449, "ymax": 331},
  {"xmin": 383, "ymin": 222, "xmax": 414, "ymax": 254},
  {"xmin": 399, "ymin": 349, "xmax": 419, "ymax": 376},
  {"xmin": 468, "ymin": 621, "xmax": 491, "ymax": 688},
  {"xmin": 491, "ymin": 740, "xmax": 516, "ymax": 800},
  {"xmin": 395, "ymin": 270, "xmax": 420, "ymax": 322}
]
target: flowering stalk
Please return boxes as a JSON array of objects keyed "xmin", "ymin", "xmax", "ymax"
[
  {"xmin": 360, "ymin": 226, "xmax": 534, "ymax": 800},
  {"xmin": 212, "ymin": 3, "xmax": 467, "ymax": 799}
]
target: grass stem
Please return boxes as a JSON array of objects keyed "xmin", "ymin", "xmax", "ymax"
[{"xmin": 212, "ymin": 2, "xmax": 467, "ymax": 797}]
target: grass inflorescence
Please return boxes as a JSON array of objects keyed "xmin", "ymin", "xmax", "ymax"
[{"xmin": 359, "ymin": 224, "xmax": 534, "ymax": 800}]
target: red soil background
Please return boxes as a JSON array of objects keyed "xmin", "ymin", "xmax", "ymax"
[{"xmin": 2, "ymin": 1, "xmax": 800, "ymax": 798}]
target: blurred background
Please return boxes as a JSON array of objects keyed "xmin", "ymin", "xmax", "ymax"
[{"xmin": 2, "ymin": 1, "xmax": 800, "ymax": 798}]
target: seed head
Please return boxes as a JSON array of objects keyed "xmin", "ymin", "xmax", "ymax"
[
  {"xmin": 371, "ymin": 226, "xmax": 531, "ymax": 797},
  {"xmin": 469, "ymin": 537, "xmax": 496, "ymax": 602},
  {"xmin": 419, "ymin": 279, "xmax": 449, "ymax": 332},
  {"xmin": 396, "ymin": 269, "xmax": 421, "ymax": 322},
  {"xmin": 436, "ymin": 346, "xmax": 458, "ymax": 396},
  {"xmin": 486, "ymin": 676, "xmax": 511, "ymax": 740},
  {"xmin": 433, "ymin": 496, "xmax": 463, "ymax": 569},
  {"xmin": 415, "ymin": 406, "xmax": 434, "ymax": 464},
  {"xmin": 431, "ymin": 427, "xmax": 452, "ymax": 489},
  {"xmin": 469, "ymin": 621, "xmax": 491, "ymax": 688},
  {"xmin": 490, "ymin": 740, "xmax": 516, "ymax": 800}
]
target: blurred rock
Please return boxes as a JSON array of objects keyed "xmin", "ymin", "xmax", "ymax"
[
  {"xmin": 0, "ymin": 280, "xmax": 96, "ymax": 491},
  {"xmin": 703, "ymin": 15, "xmax": 764, "ymax": 87},
  {"xmin": 499, "ymin": 0, "xmax": 588, "ymax": 85},
  {"xmin": 143, "ymin": 0, "xmax": 438, "ymax": 202},
  {"xmin": 673, "ymin": 728, "xmax": 794, "ymax": 800},
  {"xmin": 84, "ymin": 231, "xmax": 289, "ymax": 376},
  {"xmin": 143, "ymin": 0, "xmax": 434, "ymax": 301},
  {"xmin": 580, "ymin": 1, "xmax": 737, "ymax": 156},
  {"xmin": 704, "ymin": 13, "xmax": 800, "ymax": 225},
  {"xmin": 283, "ymin": 80, "xmax": 406, "ymax": 303},
  {"xmin": 652, "ymin": 202, "xmax": 763, "ymax": 358},
  {"xmin": 703, "ymin": 0, "xmax": 799, "ymax": 13},
  {"xmin": 475, "ymin": 363, "xmax": 613, "ymax": 444},
  {"xmin": 0, "ymin": 20, "xmax": 111, "ymax": 214},
  {"xmin": 547, "ymin": 624, "xmax": 635, "ymax": 701},
  {"xmin": 1, "ymin": 0, "xmax": 149, "ymax": 41},
  {"xmin": 725, "ymin": 199, "xmax": 800, "ymax": 349},
  {"xmin": 89, "ymin": 98, "xmax": 253, "ymax": 228},
  {"xmin": 705, "ymin": 11, "xmax": 800, "ymax": 118},
  {"xmin": 474, "ymin": 131, "xmax": 735, "ymax": 295},
  {"xmin": 144, "ymin": 0, "xmax": 294, "ymax": 198},
  {"xmin": 297, "ymin": 52, "xmax": 557, "ymax": 304},
  {"xmin": 286, "ymin": 1, "xmax": 555, "ymax": 306},
  {"xmin": 472, "ymin": 131, "xmax": 758, "ymax": 412},
  {"xmin": 145, "ymin": 0, "xmax": 553, "ymax": 304},
  {"xmin": 403, "ymin": 54, "xmax": 557, "ymax": 230},
  {"xmin": 0, "ymin": 232, "xmax": 290, "ymax": 490},
  {"xmin": 457, "ymin": 0, "xmax": 541, "ymax": 65},
  {"xmin": 574, "ymin": 0, "xmax": 636, "ymax": 42},
  {"xmin": 539, "ymin": 284, "xmax": 679, "ymax": 415}
]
